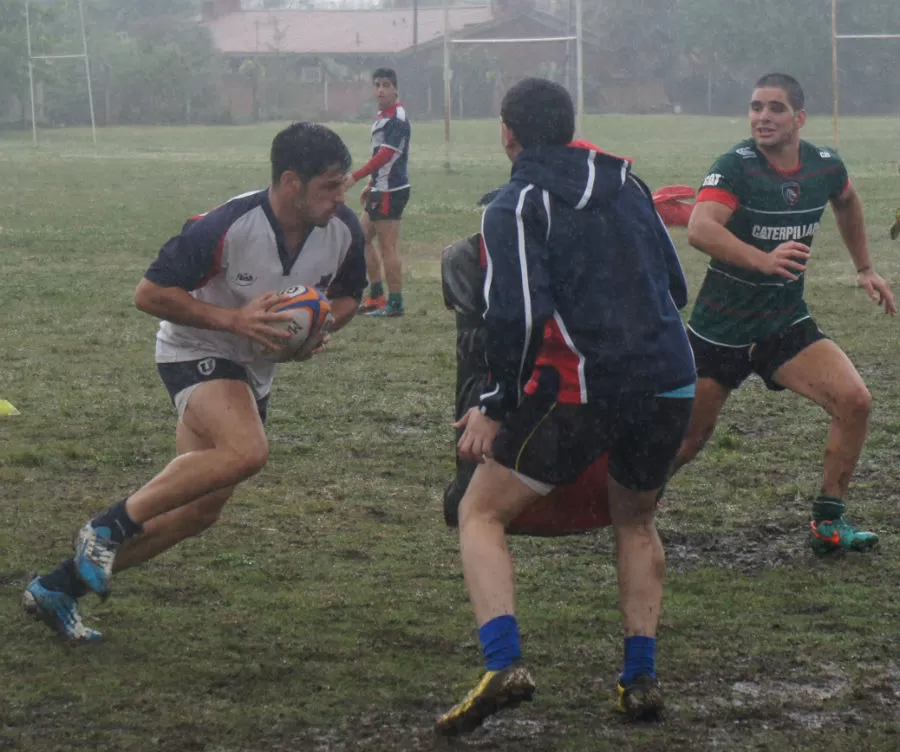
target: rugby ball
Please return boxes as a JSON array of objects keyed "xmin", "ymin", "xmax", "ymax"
[{"xmin": 259, "ymin": 285, "xmax": 331, "ymax": 361}]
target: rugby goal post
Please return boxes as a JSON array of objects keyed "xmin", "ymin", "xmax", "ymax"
[
  {"xmin": 25, "ymin": 0, "xmax": 97, "ymax": 146},
  {"xmin": 442, "ymin": 0, "xmax": 584, "ymax": 170},
  {"xmin": 831, "ymin": 0, "xmax": 900, "ymax": 147}
]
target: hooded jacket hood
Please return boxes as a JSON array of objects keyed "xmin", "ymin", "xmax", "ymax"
[{"xmin": 510, "ymin": 143, "xmax": 632, "ymax": 210}]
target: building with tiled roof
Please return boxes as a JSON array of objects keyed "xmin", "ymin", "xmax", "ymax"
[{"xmin": 202, "ymin": 0, "xmax": 669, "ymax": 122}]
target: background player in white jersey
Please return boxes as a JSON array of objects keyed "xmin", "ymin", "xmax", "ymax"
[
  {"xmin": 24, "ymin": 123, "xmax": 366, "ymax": 643},
  {"xmin": 345, "ymin": 67, "xmax": 411, "ymax": 317}
]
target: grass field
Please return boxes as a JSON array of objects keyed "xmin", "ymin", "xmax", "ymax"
[{"xmin": 1, "ymin": 114, "xmax": 899, "ymax": 752}]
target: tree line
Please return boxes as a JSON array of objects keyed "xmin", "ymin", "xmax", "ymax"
[
  {"xmin": 1, "ymin": 0, "xmax": 897, "ymax": 127},
  {"xmin": 0, "ymin": 0, "xmax": 225, "ymax": 126}
]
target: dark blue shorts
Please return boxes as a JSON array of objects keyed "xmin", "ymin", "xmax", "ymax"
[
  {"xmin": 492, "ymin": 393, "xmax": 694, "ymax": 492},
  {"xmin": 365, "ymin": 187, "xmax": 410, "ymax": 221},
  {"xmin": 157, "ymin": 358, "xmax": 269, "ymax": 423},
  {"xmin": 689, "ymin": 317, "xmax": 827, "ymax": 392}
]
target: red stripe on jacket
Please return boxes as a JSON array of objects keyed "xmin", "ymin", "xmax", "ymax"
[{"xmin": 524, "ymin": 317, "xmax": 585, "ymax": 403}]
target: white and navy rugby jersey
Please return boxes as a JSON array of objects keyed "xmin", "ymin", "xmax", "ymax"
[
  {"xmin": 369, "ymin": 103, "xmax": 410, "ymax": 192},
  {"xmin": 144, "ymin": 189, "xmax": 366, "ymax": 399}
]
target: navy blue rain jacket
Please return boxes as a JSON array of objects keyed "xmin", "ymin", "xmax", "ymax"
[{"xmin": 478, "ymin": 145, "xmax": 696, "ymax": 418}]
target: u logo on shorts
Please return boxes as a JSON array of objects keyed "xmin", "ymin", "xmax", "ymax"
[{"xmin": 197, "ymin": 358, "xmax": 216, "ymax": 377}]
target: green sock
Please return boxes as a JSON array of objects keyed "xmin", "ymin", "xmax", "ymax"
[
  {"xmin": 369, "ymin": 281, "xmax": 384, "ymax": 299},
  {"xmin": 812, "ymin": 495, "xmax": 845, "ymax": 522},
  {"xmin": 387, "ymin": 292, "xmax": 403, "ymax": 309}
]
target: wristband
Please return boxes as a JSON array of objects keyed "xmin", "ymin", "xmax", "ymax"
[{"xmin": 856, "ymin": 265, "xmax": 872, "ymax": 274}]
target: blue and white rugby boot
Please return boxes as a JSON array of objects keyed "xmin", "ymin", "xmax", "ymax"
[
  {"xmin": 23, "ymin": 577, "xmax": 102, "ymax": 643},
  {"xmin": 74, "ymin": 523, "xmax": 118, "ymax": 599}
]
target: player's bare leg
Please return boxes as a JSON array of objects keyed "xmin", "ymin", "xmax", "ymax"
[
  {"xmin": 774, "ymin": 339, "xmax": 871, "ymax": 498},
  {"xmin": 367, "ymin": 219, "xmax": 404, "ymax": 316},
  {"xmin": 23, "ymin": 380, "xmax": 265, "ymax": 640},
  {"xmin": 359, "ymin": 213, "xmax": 385, "ymax": 312},
  {"xmin": 362, "ymin": 213, "xmax": 380, "ymax": 280},
  {"xmin": 375, "ymin": 219, "xmax": 403, "ymax": 294},
  {"xmin": 74, "ymin": 379, "xmax": 269, "ymax": 597},
  {"xmin": 609, "ymin": 475, "xmax": 666, "ymax": 719},
  {"xmin": 435, "ymin": 460, "xmax": 539, "ymax": 735},
  {"xmin": 772, "ymin": 339, "xmax": 877, "ymax": 552},
  {"xmin": 113, "ymin": 489, "xmax": 233, "ymax": 572},
  {"xmin": 670, "ymin": 377, "xmax": 731, "ymax": 476},
  {"xmin": 113, "ymin": 418, "xmax": 237, "ymax": 572},
  {"xmin": 610, "ymin": 479, "xmax": 665, "ymax": 639},
  {"xmin": 125, "ymin": 380, "xmax": 267, "ymax": 524},
  {"xmin": 458, "ymin": 460, "xmax": 539, "ymax": 624}
]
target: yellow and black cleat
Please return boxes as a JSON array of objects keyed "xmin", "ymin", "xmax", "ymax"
[
  {"xmin": 890, "ymin": 209, "xmax": 900, "ymax": 241},
  {"xmin": 435, "ymin": 663, "xmax": 535, "ymax": 736},
  {"xmin": 616, "ymin": 674, "xmax": 664, "ymax": 721}
]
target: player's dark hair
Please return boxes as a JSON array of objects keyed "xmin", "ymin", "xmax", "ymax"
[
  {"xmin": 501, "ymin": 77, "xmax": 575, "ymax": 148},
  {"xmin": 372, "ymin": 67, "xmax": 398, "ymax": 87},
  {"xmin": 754, "ymin": 73, "xmax": 805, "ymax": 111},
  {"xmin": 270, "ymin": 122, "xmax": 351, "ymax": 184}
]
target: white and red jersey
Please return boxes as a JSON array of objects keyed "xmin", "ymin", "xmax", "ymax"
[{"xmin": 354, "ymin": 103, "xmax": 410, "ymax": 192}]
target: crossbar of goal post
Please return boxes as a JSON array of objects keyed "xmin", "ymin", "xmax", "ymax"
[
  {"xmin": 442, "ymin": 0, "xmax": 584, "ymax": 170},
  {"xmin": 831, "ymin": 0, "xmax": 900, "ymax": 146}
]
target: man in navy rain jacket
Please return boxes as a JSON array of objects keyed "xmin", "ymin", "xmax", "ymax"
[{"xmin": 435, "ymin": 78, "xmax": 696, "ymax": 736}]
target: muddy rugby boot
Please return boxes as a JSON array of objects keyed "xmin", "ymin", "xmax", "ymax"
[
  {"xmin": 435, "ymin": 663, "xmax": 535, "ymax": 736},
  {"xmin": 23, "ymin": 577, "xmax": 102, "ymax": 643},
  {"xmin": 616, "ymin": 674, "xmax": 664, "ymax": 721},
  {"xmin": 810, "ymin": 518, "xmax": 879, "ymax": 554}
]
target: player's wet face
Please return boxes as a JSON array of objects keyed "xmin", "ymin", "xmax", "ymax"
[
  {"xmin": 373, "ymin": 78, "xmax": 398, "ymax": 108},
  {"xmin": 749, "ymin": 87, "xmax": 805, "ymax": 150},
  {"xmin": 295, "ymin": 166, "xmax": 347, "ymax": 226}
]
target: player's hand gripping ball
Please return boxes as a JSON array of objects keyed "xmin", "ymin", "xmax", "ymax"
[{"xmin": 259, "ymin": 285, "xmax": 332, "ymax": 362}]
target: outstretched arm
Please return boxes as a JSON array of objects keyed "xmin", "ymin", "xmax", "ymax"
[{"xmin": 831, "ymin": 183, "xmax": 896, "ymax": 314}]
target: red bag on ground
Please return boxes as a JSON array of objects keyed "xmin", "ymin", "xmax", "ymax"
[
  {"xmin": 508, "ymin": 453, "xmax": 611, "ymax": 536},
  {"xmin": 652, "ymin": 185, "xmax": 696, "ymax": 228}
]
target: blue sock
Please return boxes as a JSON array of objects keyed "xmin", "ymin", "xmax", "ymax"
[
  {"xmin": 620, "ymin": 635, "xmax": 656, "ymax": 684},
  {"xmin": 478, "ymin": 615, "xmax": 521, "ymax": 671}
]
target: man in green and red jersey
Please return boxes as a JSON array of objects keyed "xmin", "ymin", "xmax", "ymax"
[{"xmin": 673, "ymin": 72, "xmax": 895, "ymax": 554}]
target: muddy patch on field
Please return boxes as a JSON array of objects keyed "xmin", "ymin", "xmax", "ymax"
[
  {"xmin": 261, "ymin": 712, "xmax": 596, "ymax": 752},
  {"xmin": 660, "ymin": 523, "xmax": 810, "ymax": 574},
  {"xmin": 676, "ymin": 661, "xmax": 900, "ymax": 733},
  {"xmin": 570, "ymin": 521, "xmax": 811, "ymax": 574},
  {"xmin": 728, "ymin": 670, "xmax": 851, "ymax": 709}
]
